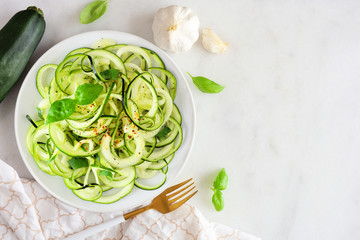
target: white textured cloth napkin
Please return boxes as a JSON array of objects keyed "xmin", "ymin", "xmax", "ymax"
[{"xmin": 0, "ymin": 159, "xmax": 259, "ymax": 240}]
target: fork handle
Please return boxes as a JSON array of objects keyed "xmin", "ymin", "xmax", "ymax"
[
  {"xmin": 124, "ymin": 204, "xmax": 152, "ymax": 220},
  {"xmin": 63, "ymin": 215, "xmax": 125, "ymax": 240}
]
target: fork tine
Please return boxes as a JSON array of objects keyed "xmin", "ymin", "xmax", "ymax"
[
  {"xmin": 162, "ymin": 178, "xmax": 193, "ymax": 195},
  {"xmin": 167, "ymin": 181, "xmax": 194, "ymax": 199},
  {"xmin": 169, "ymin": 190, "xmax": 198, "ymax": 210},
  {"xmin": 168, "ymin": 185, "xmax": 196, "ymax": 204}
]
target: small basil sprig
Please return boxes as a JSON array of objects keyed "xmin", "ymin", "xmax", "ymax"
[
  {"xmin": 188, "ymin": 73, "xmax": 224, "ymax": 93},
  {"xmin": 46, "ymin": 83, "xmax": 103, "ymax": 124},
  {"xmin": 211, "ymin": 168, "xmax": 228, "ymax": 211},
  {"xmin": 80, "ymin": 0, "xmax": 108, "ymax": 24}
]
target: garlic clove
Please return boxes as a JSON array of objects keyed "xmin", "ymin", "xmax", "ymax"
[{"xmin": 201, "ymin": 28, "xmax": 228, "ymax": 54}]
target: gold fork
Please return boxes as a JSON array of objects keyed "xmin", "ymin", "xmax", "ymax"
[{"xmin": 64, "ymin": 178, "xmax": 197, "ymax": 240}]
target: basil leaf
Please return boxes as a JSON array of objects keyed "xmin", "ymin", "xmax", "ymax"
[
  {"xmin": 46, "ymin": 98, "xmax": 77, "ymax": 124},
  {"xmin": 99, "ymin": 169, "xmax": 113, "ymax": 181},
  {"xmin": 75, "ymin": 83, "xmax": 103, "ymax": 105},
  {"xmin": 212, "ymin": 190, "xmax": 224, "ymax": 211},
  {"xmin": 100, "ymin": 69, "xmax": 120, "ymax": 80},
  {"xmin": 156, "ymin": 126, "xmax": 171, "ymax": 141},
  {"xmin": 188, "ymin": 73, "xmax": 224, "ymax": 93},
  {"xmin": 213, "ymin": 168, "xmax": 228, "ymax": 190},
  {"xmin": 36, "ymin": 107, "xmax": 44, "ymax": 120},
  {"xmin": 80, "ymin": 0, "xmax": 108, "ymax": 24},
  {"xmin": 68, "ymin": 157, "xmax": 89, "ymax": 170}
]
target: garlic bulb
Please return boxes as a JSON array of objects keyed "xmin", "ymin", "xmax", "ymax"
[
  {"xmin": 152, "ymin": 5, "xmax": 200, "ymax": 52},
  {"xmin": 202, "ymin": 28, "xmax": 228, "ymax": 54}
]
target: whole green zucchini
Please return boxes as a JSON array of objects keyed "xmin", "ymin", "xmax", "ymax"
[{"xmin": 0, "ymin": 6, "xmax": 45, "ymax": 103}]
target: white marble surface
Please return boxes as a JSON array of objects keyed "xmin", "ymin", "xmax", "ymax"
[{"xmin": 1, "ymin": 0, "xmax": 360, "ymax": 239}]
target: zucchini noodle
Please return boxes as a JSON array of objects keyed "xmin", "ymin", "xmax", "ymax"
[{"xmin": 26, "ymin": 41, "xmax": 183, "ymax": 203}]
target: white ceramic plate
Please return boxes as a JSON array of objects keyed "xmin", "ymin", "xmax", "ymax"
[{"xmin": 14, "ymin": 31, "xmax": 196, "ymax": 212}]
